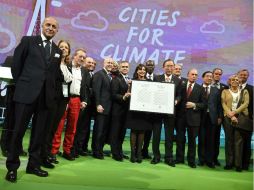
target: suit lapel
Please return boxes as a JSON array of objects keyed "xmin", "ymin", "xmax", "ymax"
[{"xmin": 36, "ymin": 36, "xmax": 47, "ymax": 64}]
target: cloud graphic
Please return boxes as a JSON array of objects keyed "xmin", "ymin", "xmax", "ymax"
[
  {"xmin": 51, "ymin": 0, "xmax": 62, "ymax": 8},
  {"xmin": 71, "ymin": 10, "xmax": 109, "ymax": 32},
  {"xmin": 200, "ymin": 20, "xmax": 225, "ymax": 34},
  {"xmin": 0, "ymin": 24, "xmax": 16, "ymax": 53}
]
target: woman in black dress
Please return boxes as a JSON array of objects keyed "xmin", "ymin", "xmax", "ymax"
[{"xmin": 125, "ymin": 64, "xmax": 153, "ymax": 163}]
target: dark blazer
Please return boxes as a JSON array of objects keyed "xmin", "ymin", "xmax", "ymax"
[
  {"xmin": 244, "ymin": 84, "xmax": 253, "ymax": 119},
  {"xmin": 178, "ymin": 82, "xmax": 206, "ymax": 127},
  {"xmin": 11, "ymin": 35, "xmax": 62, "ymax": 108},
  {"xmin": 92, "ymin": 69, "xmax": 112, "ymax": 115},
  {"xmin": 111, "ymin": 74, "xmax": 129, "ymax": 116},
  {"xmin": 202, "ymin": 86, "xmax": 222, "ymax": 125},
  {"xmin": 80, "ymin": 67, "xmax": 93, "ymax": 104}
]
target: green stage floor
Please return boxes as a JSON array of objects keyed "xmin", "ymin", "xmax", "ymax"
[{"xmin": 0, "ymin": 130, "xmax": 253, "ymax": 190}]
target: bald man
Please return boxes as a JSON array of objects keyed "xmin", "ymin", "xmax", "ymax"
[{"xmin": 6, "ymin": 17, "xmax": 62, "ymax": 182}]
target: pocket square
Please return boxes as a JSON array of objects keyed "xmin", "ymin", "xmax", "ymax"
[{"xmin": 54, "ymin": 53, "xmax": 60, "ymax": 58}]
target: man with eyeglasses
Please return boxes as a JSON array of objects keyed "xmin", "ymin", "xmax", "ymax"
[
  {"xmin": 212, "ymin": 68, "xmax": 228, "ymax": 166},
  {"xmin": 72, "ymin": 57, "xmax": 96, "ymax": 157}
]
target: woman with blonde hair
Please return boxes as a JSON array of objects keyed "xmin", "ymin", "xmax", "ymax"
[{"xmin": 221, "ymin": 74, "xmax": 249, "ymax": 172}]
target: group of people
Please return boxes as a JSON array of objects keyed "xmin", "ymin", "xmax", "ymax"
[{"xmin": 2, "ymin": 17, "xmax": 253, "ymax": 183}]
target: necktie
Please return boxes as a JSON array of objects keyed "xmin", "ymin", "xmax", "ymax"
[
  {"xmin": 214, "ymin": 82, "xmax": 220, "ymax": 89},
  {"xmin": 108, "ymin": 73, "xmax": 112, "ymax": 80},
  {"xmin": 204, "ymin": 86, "xmax": 209, "ymax": 98},
  {"xmin": 165, "ymin": 77, "xmax": 170, "ymax": 82},
  {"xmin": 187, "ymin": 83, "xmax": 192, "ymax": 98},
  {"xmin": 44, "ymin": 40, "xmax": 51, "ymax": 61},
  {"xmin": 147, "ymin": 75, "xmax": 152, "ymax": 81},
  {"xmin": 89, "ymin": 71, "xmax": 93, "ymax": 78},
  {"xmin": 125, "ymin": 76, "xmax": 130, "ymax": 84}
]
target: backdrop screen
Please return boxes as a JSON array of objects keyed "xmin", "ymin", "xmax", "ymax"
[{"xmin": 0, "ymin": 0, "xmax": 253, "ymax": 84}]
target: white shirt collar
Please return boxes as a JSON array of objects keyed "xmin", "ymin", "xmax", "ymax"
[{"xmin": 41, "ymin": 33, "xmax": 53, "ymax": 44}]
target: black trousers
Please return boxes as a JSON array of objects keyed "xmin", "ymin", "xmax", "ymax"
[
  {"xmin": 6, "ymin": 90, "xmax": 48, "ymax": 170},
  {"xmin": 41, "ymin": 97, "xmax": 68, "ymax": 159},
  {"xmin": 73, "ymin": 104, "xmax": 93, "ymax": 153},
  {"xmin": 198, "ymin": 112, "xmax": 216, "ymax": 164},
  {"xmin": 214, "ymin": 123, "xmax": 221, "ymax": 162},
  {"xmin": 110, "ymin": 114, "xmax": 127, "ymax": 157},
  {"xmin": 176, "ymin": 116, "xmax": 199, "ymax": 164},
  {"xmin": 152, "ymin": 116, "xmax": 174, "ymax": 160},
  {"xmin": 223, "ymin": 117, "xmax": 234, "ymax": 166},
  {"xmin": 92, "ymin": 113, "xmax": 111, "ymax": 155}
]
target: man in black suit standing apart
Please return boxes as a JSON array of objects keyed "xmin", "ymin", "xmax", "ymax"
[
  {"xmin": 110, "ymin": 61, "xmax": 131, "ymax": 161},
  {"xmin": 5, "ymin": 17, "xmax": 62, "ymax": 182},
  {"xmin": 92, "ymin": 57, "xmax": 113, "ymax": 159},
  {"xmin": 238, "ymin": 69, "xmax": 253, "ymax": 170},
  {"xmin": 72, "ymin": 57, "xmax": 96, "ymax": 156},
  {"xmin": 151, "ymin": 59, "xmax": 181, "ymax": 167},
  {"xmin": 175, "ymin": 68, "xmax": 206, "ymax": 168},
  {"xmin": 198, "ymin": 71, "xmax": 222, "ymax": 168},
  {"xmin": 212, "ymin": 68, "xmax": 227, "ymax": 166}
]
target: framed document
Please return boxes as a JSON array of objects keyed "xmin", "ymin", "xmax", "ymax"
[{"xmin": 129, "ymin": 80, "xmax": 175, "ymax": 115}]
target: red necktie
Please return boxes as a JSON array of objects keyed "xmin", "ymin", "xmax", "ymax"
[{"xmin": 187, "ymin": 83, "xmax": 192, "ymax": 98}]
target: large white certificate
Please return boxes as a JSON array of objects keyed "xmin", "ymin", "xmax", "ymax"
[{"xmin": 129, "ymin": 80, "xmax": 175, "ymax": 114}]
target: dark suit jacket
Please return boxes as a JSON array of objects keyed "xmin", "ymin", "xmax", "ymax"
[
  {"xmin": 202, "ymin": 86, "xmax": 222, "ymax": 125},
  {"xmin": 178, "ymin": 82, "xmax": 206, "ymax": 127},
  {"xmin": 92, "ymin": 69, "xmax": 112, "ymax": 115},
  {"xmin": 244, "ymin": 84, "xmax": 253, "ymax": 119},
  {"xmin": 11, "ymin": 35, "xmax": 62, "ymax": 108},
  {"xmin": 80, "ymin": 67, "xmax": 93, "ymax": 104},
  {"xmin": 111, "ymin": 74, "xmax": 129, "ymax": 116}
]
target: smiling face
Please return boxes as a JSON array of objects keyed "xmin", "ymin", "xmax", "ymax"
[
  {"xmin": 41, "ymin": 17, "xmax": 59, "ymax": 40},
  {"xmin": 58, "ymin": 41, "xmax": 70, "ymax": 59}
]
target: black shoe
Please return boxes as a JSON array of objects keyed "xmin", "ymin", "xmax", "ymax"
[
  {"xmin": 174, "ymin": 160, "xmax": 184, "ymax": 164},
  {"xmin": 151, "ymin": 158, "xmax": 161, "ymax": 164},
  {"xmin": 136, "ymin": 158, "xmax": 142, "ymax": 163},
  {"xmin": 198, "ymin": 161, "xmax": 205, "ymax": 166},
  {"xmin": 224, "ymin": 165, "xmax": 233, "ymax": 170},
  {"xmin": 103, "ymin": 151, "xmax": 111, "ymax": 157},
  {"xmin": 42, "ymin": 159, "xmax": 55, "ymax": 169},
  {"xmin": 206, "ymin": 162, "xmax": 215, "ymax": 168},
  {"xmin": 93, "ymin": 153, "xmax": 104, "ymax": 159},
  {"xmin": 5, "ymin": 170, "xmax": 17, "ymax": 183},
  {"xmin": 142, "ymin": 153, "xmax": 152, "ymax": 159},
  {"xmin": 78, "ymin": 150, "xmax": 88, "ymax": 156},
  {"xmin": 242, "ymin": 166, "xmax": 249, "ymax": 171},
  {"xmin": 112, "ymin": 155, "xmax": 123, "ymax": 162},
  {"xmin": 214, "ymin": 160, "xmax": 221, "ymax": 166},
  {"xmin": 26, "ymin": 167, "xmax": 48, "ymax": 177},
  {"xmin": 130, "ymin": 155, "xmax": 136, "ymax": 163},
  {"xmin": 48, "ymin": 155, "xmax": 59, "ymax": 164},
  {"xmin": 236, "ymin": 167, "xmax": 242, "ymax": 172},
  {"xmin": 62, "ymin": 152, "xmax": 75, "ymax": 161},
  {"xmin": 188, "ymin": 162, "xmax": 197, "ymax": 168},
  {"xmin": 57, "ymin": 151, "xmax": 62, "ymax": 156},
  {"xmin": 165, "ymin": 160, "xmax": 175, "ymax": 167},
  {"xmin": 19, "ymin": 150, "xmax": 27, "ymax": 156},
  {"xmin": 122, "ymin": 154, "xmax": 129, "ymax": 159}
]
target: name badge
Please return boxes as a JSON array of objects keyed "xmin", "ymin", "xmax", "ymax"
[{"xmin": 62, "ymin": 83, "xmax": 68, "ymax": 97}]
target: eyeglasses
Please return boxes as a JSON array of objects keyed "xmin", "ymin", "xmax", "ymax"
[{"xmin": 231, "ymin": 79, "xmax": 239, "ymax": 82}]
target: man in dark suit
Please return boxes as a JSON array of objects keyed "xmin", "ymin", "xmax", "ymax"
[
  {"xmin": 151, "ymin": 59, "xmax": 181, "ymax": 167},
  {"xmin": 72, "ymin": 57, "xmax": 96, "ymax": 156},
  {"xmin": 141, "ymin": 60, "xmax": 157, "ymax": 159},
  {"xmin": 110, "ymin": 61, "xmax": 131, "ymax": 161},
  {"xmin": 175, "ymin": 68, "xmax": 206, "ymax": 168},
  {"xmin": 198, "ymin": 71, "xmax": 222, "ymax": 168},
  {"xmin": 5, "ymin": 17, "xmax": 62, "ymax": 183},
  {"xmin": 238, "ymin": 69, "xmax": 253, "ymax": 170},
  {"xmin": 92, "ymin": 57, "xmax": 113, "ymax": 159},
  {"xmin": 212, "ymin": 68, "xmax": 228, "ymax": 166}
]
